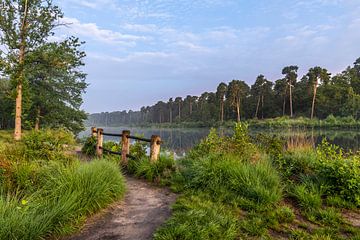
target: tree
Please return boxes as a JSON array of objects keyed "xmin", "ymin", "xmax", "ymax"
[
  {"xmin": 282, "ymin": 66, "xmax": 298, "ymax": 117},
  {"xmin": 168, "ymin": 98, "xmax": 173, "ymax": 123},
  {"xmin": 174, "ymin": 97, "xmax": 182, "ymax": 121},
  {"xmin": 216, "ymin": 82, "xmax": 227, "ymax": 123},
  {"xmin": 307, "ymin": 66, "xmax": 330, "ymax": 119},
  {"xmin": 0, "ymin": 0, "xmax": 63, "ymax": 140},
  {"xmin": 25, "ymin": 37, "xmax": 87, "ymax": 133},
  {"xmin": 226, "ymin": 80, "xmax": 249, "ymax": 122},
  {"xmin": 274, "ymin": 78, "xmax": 288, "ymax": 116},
  {"xmin": 251, "ymin": 75, "xmax": 273, "ymax": 119}
]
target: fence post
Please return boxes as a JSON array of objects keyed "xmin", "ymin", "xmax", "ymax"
[
  {"xmin": 121, "ymin": 130, "xmax": 130, "ymax": 165},
  {"xmin": 91, "ymin": 127, "xmax": 97, "ymax": 138},
  {"xmin": 150, "ymin": 135, "xmax": 161, "ymax": 162},
  {"xmin": 96, "ymin": 128, "xmax": 103, "ymax": 157}
]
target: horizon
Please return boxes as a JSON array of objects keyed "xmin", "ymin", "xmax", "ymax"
[{"xmin": 55, "ymin": 0, "xmax": 360, "ymax": 114}]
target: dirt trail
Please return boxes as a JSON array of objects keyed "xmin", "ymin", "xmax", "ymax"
[{"xmin": 66, "ymin": 176, "xmax": 177, "ymax": 240}]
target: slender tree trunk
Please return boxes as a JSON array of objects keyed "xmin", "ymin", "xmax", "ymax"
[
  {"xmin": 289, "ymin": 84, "xmax": 293, "ymax": 117},
  {"xmin": 14, "ymin": 0, "xmax": 29, "ymax": 140},
  {"xmin": 311, "ymin": 83, "xmax": 317, "ymax": 119},
  {"xmin": 169, "ymin": 108, "xmax": 172, "ymax": 123},
  {"xmin": 220, "ymin": 101, "xmax": 224, "ymax": 123},
  {"xmin": 189, "ymin": 101, "xmax": 192, "ymax": 115},
  {"xmin": 236, "ymin": 97, "xmax": 240, "ymax": 122},
  {"xmin": 261, "ymin": 95, "xmax": 264, "ymax": 119},
  {"xmin": 255, "ymin": 96, "xmax": 260, "ymax": 119},
  {"xmin": 34, "ymin": 107, "xmax": 40, "ymax": 131},
  {"xmin": 282, "ymin": 87, "xmax": 287, "ymax": 116},
  {"xmin": 178, "ymin": 104, "xmax": 181, "ymax": 120}
]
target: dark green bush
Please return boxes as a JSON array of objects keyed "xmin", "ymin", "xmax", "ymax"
[{"xmin": 81, "ymin": 136, "xmax": 96, "ymax": 156}]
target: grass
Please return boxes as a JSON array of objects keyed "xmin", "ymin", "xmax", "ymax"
[
  {"xmin": 151, "ymin": 123, "xmax": 360, "ymax": 240},
  {"xmin": 0, "ymin": 129, "xmax": 126, "ymax": 240}
]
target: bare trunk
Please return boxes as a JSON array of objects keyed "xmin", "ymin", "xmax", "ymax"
[
  {"xmin": 189, "ymin": 101, "xmax": 192, "ymax": 115},
  {"xmin": 311, "ymin": 83, "xmax": 317, "ymax": 119},
  {"xmin": 282, "ymin": 87, "xmax": 287, "ymax": 116},
  {"xmin": 261, "ymin": 95, "xmax": 264, "ymax": 119},
  {"xmin": 178, "ymin": 104, "xmax": 181, "ymax": 120},
  {"xmin": 255, "ymin": 96, "xmax": 260, "ymax": 119},
  {"xmin": 220, "ymin": 101, "xmax": 224, "ymax": 123},
  {"xmin": 236, "ymin": 97, "xmax": 240, "ymax": 122},
  {"xmin": 14, "ymin": 0, "xmax": 29, "ymax": 141},
  {"xmin": 169, "ymin": 108, "xmax": 172, "ymax": 123},
  {"xmin": 289, "ymin": 84, "xmax": 293, "ymax": 117},
  {"xmin": 34, "ymin": 107, "xmax": 40, "ymax": 131}
]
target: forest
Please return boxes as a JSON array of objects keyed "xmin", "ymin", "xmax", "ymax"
[
  {"xmin": 0, "ymin": 0, "xmax": 87, "ymax": 136},
  {"xmin": 87, "ymin": 59, "xmax": 360, "ymax": 127}
]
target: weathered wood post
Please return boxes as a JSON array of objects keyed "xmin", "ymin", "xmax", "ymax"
[
  {"xmin": 121, "ymin": 130, "xmax": 130, "ymax": 165},
  {"xmin": 91, "ymin": 127, "xmax": 97, "ymax": 137},
  {"xmin": 150, "ymin": 135, "xmax": 161, "ymax": 162},
  {"xmin": 96, "ymin": 128, "xmax": 103, "ymax": 157}
]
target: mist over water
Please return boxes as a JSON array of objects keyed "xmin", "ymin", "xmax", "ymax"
[{"xmin": 80, "ymin": 127, "xmax": 360, "ymax": 156}]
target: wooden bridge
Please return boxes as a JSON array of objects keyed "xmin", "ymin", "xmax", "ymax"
[{"xmin": 91, "ymin": 127, "xmax": 162, "ymax": 164}]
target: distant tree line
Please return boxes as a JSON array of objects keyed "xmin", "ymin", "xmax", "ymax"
[{"xmin": 88, "ymin": 58, "xmax": 360, "ymax": 127}]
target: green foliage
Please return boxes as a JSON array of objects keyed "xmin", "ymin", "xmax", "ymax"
[
  {"xmin": 0, "ymin": 159, "xmax": 125, "ymax": 240},
  {"xmin": 291, "ymin": 183, "xmax": 322, "ymax": 211},
  {"xmin": 81, "ymin": 136, "xmax": 97, "ymax": 156},
  {"xmin": 316, "ymin": 140, "xmax": 360, "ymax": 205},
  {"xmin": 154, "ymin": 195, "xmax": 239, "ymax": 240},
  {"xmin": 179, "ymin": 153, "xmax": 282, "ymax": 211},
  {"xmin": 128, "ymin": 154, "xmax": 175, "ymax": 184}
]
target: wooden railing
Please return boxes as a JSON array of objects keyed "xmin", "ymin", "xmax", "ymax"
[{"xmin": 91, "ymin": 127, "xmax": 162, "ymax": 165}]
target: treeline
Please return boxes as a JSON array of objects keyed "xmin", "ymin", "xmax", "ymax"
[
  {"xmin": 88, "ymin": 58, "xmax": 360, "ymax": 127},
  {"xmin": 0, "ymin": 1, "xmax": 87, "ymax": 136}
]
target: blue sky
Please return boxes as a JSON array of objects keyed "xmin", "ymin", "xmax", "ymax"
[{"xmin": 54, "ymin": 0, "xmax": 360, "ymax": 113}]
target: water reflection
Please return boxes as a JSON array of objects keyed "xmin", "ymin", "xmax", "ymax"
[{"xmin": 80, "ymin": 127, "xmax": 360, "ymax": 156}]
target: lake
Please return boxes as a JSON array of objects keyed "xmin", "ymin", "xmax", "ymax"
[{"xmin": 80, "ymin": 127, "xmax": 360, "ymax": 156}]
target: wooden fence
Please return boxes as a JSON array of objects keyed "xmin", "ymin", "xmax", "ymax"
[{"xmin": 91, "ymin": 127, "xmax": 162, "ymax": 165}]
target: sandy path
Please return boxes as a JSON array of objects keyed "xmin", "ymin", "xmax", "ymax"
[{"xmin": 66, "ymin": 176, "xmax": 177, "ymax": 240}]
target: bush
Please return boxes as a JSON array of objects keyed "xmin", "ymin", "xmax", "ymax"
[
  {"xmin": 316, "ymin": 140, "xmax": 360, "ymax": 205},
  {"xmin": 81, "ymin": 136, "xmax": 97, "ymax": 156}
]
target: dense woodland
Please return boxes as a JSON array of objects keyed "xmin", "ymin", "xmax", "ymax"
[
  {"xmin": 0, "ymin": 0, "xmax": 87, "ymax": 136},
  {"xmin": 88, "ymin": 58, "xmax": 360, "ymax": 126}
]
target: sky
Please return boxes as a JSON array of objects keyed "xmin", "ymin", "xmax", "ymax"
[{"xmin": 53, "ymin": 0, "xmax": 360, "ymax": 113}]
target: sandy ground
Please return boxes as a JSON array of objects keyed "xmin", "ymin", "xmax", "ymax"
[{"xmin": 65, "ymin": 176, "xmax": 177, "ymax": 240}]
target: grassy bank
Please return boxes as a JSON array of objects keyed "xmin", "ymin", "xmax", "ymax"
[
  {"xmin": 143, "ymin": 124, "xmax": 360, "ymax": 239},
  {"xmin": 0, "ymin": 129, "xmax": 126, "ymax": 239}
]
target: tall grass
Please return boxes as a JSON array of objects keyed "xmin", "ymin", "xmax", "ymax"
[
  {"xmin": 182, "ymin": 154, "xmax": 282, "ymax": 210},
  {"xmin": 0, "ymin": 160, "xmax": 125, "ymax": 240}
]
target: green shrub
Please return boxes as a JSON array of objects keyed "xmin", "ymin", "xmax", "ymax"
[
  {"xmin": 275, "ymin": 206, "xmax": 295, "ymax": 224},
  {"xmin": 153, "ymin": 195, "xmax": 239, "ymax": 240},
  {"xmin": 81, "ymin": 136, "xmax": 96, "ymax": 156},
  {"xmin": 316, "ymin": 140, "xmax": 360, "ymax": 205}
]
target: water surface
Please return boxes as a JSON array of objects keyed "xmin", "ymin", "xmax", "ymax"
[{"xmin": 80, "ymin": 127, "xmax": 360, "ymax": 156}]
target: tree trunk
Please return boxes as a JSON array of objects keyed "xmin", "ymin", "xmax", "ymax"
[
  {"xmin": 289, "ymin": 84, "xmax": 293, "ymax": 118},
  {"xmin": 261, "ymin": 95, "xmax": 264, "ymax": 119},
  {"xmin": 169, "ymin": 108, "xmax": 172, "ymax": 123},
  {"xmin": 311, "ymin": 83, "xmax": 317, "ymax": 119},
  {"xmin": 35, "ymin": 107, "xmax": 40, "ymax": 131},
  {"xmin": 178, "ymin": 104, "xmax": 181, "ymax": 120},
  {"xmin": 236, "ymin": 97, "xmax": 240, "ymax": 122},
  {"xmin": 220, "ymin": 101, "xmax": 224, "ymax": 123},
  {"xmin": 255, "ymin": 96, "xmax": 260, "ymax": 119},
  {"xmin": 189, "ymin": 101, "xmax": 192, "ymax": 115},
  {"xmin": 14, "ymin": 0, "xmax": 29, "ymax": 141},
  {"xmin": 282, "ymin": 87, "xmax": 287, "ymax": 116}
]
